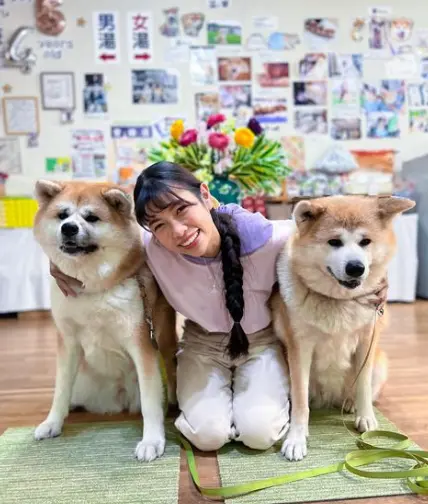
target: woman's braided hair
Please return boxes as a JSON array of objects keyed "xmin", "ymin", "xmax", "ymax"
[{"xmin": 134, "ymin": 161, "xmax": 249, "ymax": 359}]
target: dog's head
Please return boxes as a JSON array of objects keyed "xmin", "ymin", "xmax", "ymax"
[
  {"xmin": 34, "ymin": 180, "xmax": 136, "ymax": 263},
  {"xmin": 291, "ymin": 195, "xmax": 415, "ymax": 298},
  {"xmin": 389, "ymin": 18, "xmax": 413, "ymax": 42}
]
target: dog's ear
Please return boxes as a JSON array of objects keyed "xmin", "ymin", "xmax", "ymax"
[
  {"xmin": 293, "ymin": 200, "xmax": 324, "ymax": 231},
  {"xmin": 103, "ymin": 188, "xmax": 134, "ymax": 217},
  {"xmin": 377, "ymin": 196, "xmax": 415, "ymax": 221},
  {"xmin": 35, "ymin": 180, "xmax": 64, "ymax": 206}
]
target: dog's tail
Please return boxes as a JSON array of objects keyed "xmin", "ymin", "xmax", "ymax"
[{"xmin": 372, "ymin": 348, "xmax": 388, "ymax": 402}]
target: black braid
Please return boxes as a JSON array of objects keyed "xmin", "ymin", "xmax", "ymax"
[{"xmin": 210, "ymin": 209, "xmax": 249, "ymax": 359}]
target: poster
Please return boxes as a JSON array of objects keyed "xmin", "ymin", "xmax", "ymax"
[
  {"xmin": 0, "ymin": 138, "xmax": 22, "ymax": 174},
  {"xmin": 190, "ymin": 46, "xmax": 217, "ymax": 85},
  {"xmin": 304, "ymin": 18, "xmax": 338, "ymax": 50},
  {"xmin": 328, "ymin": 54, "xmax": 363, "ymax": 78},
  {"xmin": 93, "ymin": 12, "xmax": 120, "ymax": 64},
  {"xmin": 366, "ymin": 112, "xmax": 400, "ymax": 138},
  {"xmin": 331, "ymin": 79, "xmax": 360, "ymax": 117},
  {"xmin": 45, "ymin": 157, "xmax": 71, "ymax": 174},
  {"xmin": 128, "ymin": 12, "xmax": 153, "ymax": 63},
  {"xmin": 218, "ymin": 57, "xmax": 251, "ymax": 81},
  {"xmin": 298, "ymin": 53, "xmax": 328, "ymax": 79},
  {"xmin": 219, "ymin": 84, "xmax": 252, "ymax": 123},
  {"xmin": 294, "ymin": 109, "xmax": 328, "ymax": 134},
  {"xmin": 195, "ymin": 92, "xmax": 220, "ymax": 121},
  {"xmin": 71, "ymin": 129, "xmax": 106, "ymax": 179},
  {"xmin": 293, "ymin": 81, "xmax": 327, "ymax": 106},
  {"xmin": 331, "ymin": 118, "xmax": 362, "ymax": 140},
  {"xmin": 207, "ymin": 21, "xmax": 242, "ymax": 45},
  {"xmin": 253, "ymin": 95, "xmax": 287, "ymax": 123},
  {"xmin": 361, "ymin": 80, "xmax": 405, "ymax": 114},
  {"xmin": 132, "ymin": 69, "xmax": 178, "ymax": 104},
  {"xmin": 84, "ymin": 74, "xmax": 108, "ymax": 117}
]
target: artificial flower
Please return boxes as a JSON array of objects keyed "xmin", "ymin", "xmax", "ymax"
[
  {"xmin": 234, "ymin": 127, "xmax": 255, "ymax": 148},
  {"xmin": 208, "ymin": 132, "xmax": 230, "ymax": 150},
  {"xmin": 170, "ymin": 119, "xmax": 184, "ymax": 141},
  {"xmin": 207, "ymin": 113, "xmax": 226, "ymax": 129},
  {"xmin": 179, "ymin": 129, "xmax": 198, "ymax": 147},
  {"xmin": 247, "ymin": 117, "xmax": 263, "ymax": 136}
]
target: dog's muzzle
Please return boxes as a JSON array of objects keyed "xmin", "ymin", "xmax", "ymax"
[
  {"xmin": 60, "ymin": 223, "xmax": 98, "ymax": 255},
  {"xmin": 327, "ymin": 261, "xmax": 365, "ymax": 290}
]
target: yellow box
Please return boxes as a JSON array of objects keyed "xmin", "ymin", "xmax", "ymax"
[{"xmin": 0, "ymin": 198, "xmax": 39, "ymax": 228}]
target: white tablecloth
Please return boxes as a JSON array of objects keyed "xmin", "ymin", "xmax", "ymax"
[{"xmin": 0, "ymin": 213, "xmax": 419, "ymax": 313}]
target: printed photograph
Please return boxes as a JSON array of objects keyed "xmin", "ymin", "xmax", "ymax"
[
  {"xmin": 256, "ymin": 61, "xmax": 289, "ymax": 87},
  {"xmin": 219, "ymin": 84, "xmax": 252, "ymax": 121},
  {"xmin": 195, "ymin": 92, "xmax": 220, "ymax": 121},
  {"xmin": 367, "ymin": 112, "xmax": 400, "ymax": 138},
  {"xmin": 407, "ymin": 82, "xmax": 428, "ymax": 107},
  {"xmin": 190, "ymin": 46, "xmax": 217, "ymax": 86},
  {"xmin": 132, "ymin": 69, "xmax": 178, "ymax": 104},
  {"xmin": 328, "ymin": 54, "xmax": 363, "ymax": 78},
  {"xmin": 253, "ymin": 96, "xmax": 287, "ymax": 123},
  {"xmin": 331, "ymin": 118, "xmax": 362, "ymax": 140},
  {"xmin": 207, "ymin": 21, "xmax": 242, "ymax": 45},
  {"xmin": 304, "ymin": 18, "xmax": 338, "ymax": 49},
  {"xmin": 84, "ymin": 74, "xmax": 107, "ymax": 115},
  {"xmin": 409, "ymin": 110, "xmax": 428, "ymax": 133},
  {"xmin": 294, "ymin": 109, "xmax": 328, "ymax": 134},
  {"xmin": 361, "ymin": 80, "xmax": 406, "ymax": 114},
  {"xmin": 218, "ymin": 57, "xmax": 251, "ymax": 81},
  {"xmin": 298, "ymin": 53, "xmax": 328, "ymax": 79},
  {"xmin": 331, "ymin": 79, "xmax": 360, "ymax": 114},
  {"xmin": 293, "ymin": 81, "xmax": 327, "ymax": 106},
  {"xmin": 368, "ymin": 18, "xmax": 387, "ymax": 50}
]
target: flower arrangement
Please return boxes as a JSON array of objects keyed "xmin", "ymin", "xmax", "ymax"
[{"xmin": 148, "ymin": 115, "xmax": 290, "ymax": 196}]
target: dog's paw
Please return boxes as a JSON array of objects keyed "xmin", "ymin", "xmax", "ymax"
[
  {"xmin": 281, "ymin": 431, "xmax": 308, "ymax": 461},
  {"xmin": 134, "ymin": 435, "xmax": 165, "ymax": 462},
  {"xmin": 34, "ymin": 419, "xmax": 63, "ymax": 440},
  {"xmin": 355, "ymin": 414, "xmax": 378, "ymax": 433}
]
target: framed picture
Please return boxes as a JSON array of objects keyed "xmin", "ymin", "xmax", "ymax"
[
  {"xmin": 2, "ymin": 97, "xmax": 40, "ymax": 136},
  {"xmin": 40, "ymin": 72, "xmax": 76, "ymax": 110}
]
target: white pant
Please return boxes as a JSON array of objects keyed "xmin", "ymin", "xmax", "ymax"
[{"xmin": 174, "ymin": 321, "xmax": 290, "ymax": 451}]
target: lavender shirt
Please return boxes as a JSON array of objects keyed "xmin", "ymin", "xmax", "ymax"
[{"xmin": 143, "ymin": 204, "xmax": 293, "ymax": 334}]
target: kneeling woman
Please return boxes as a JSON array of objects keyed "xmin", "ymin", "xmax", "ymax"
[{"xmin": 133, "ymin": 161, "xmax": 292, "ymax": 451}]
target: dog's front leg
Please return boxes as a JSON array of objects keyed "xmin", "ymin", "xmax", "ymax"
[
  {"xmin": 281, "ymin": 335, "xmax": 316, "ymax": 461},
  {"xmin": 354, "ymin": 324, "xmax": 379, "ymax": 433},
  {"xmin": 35, "ymin": 332, "xmax": 81, "ymax": 440},
  {"xmin": 126, "ymin": 324, "xmax": 165, "ymax": 462}
]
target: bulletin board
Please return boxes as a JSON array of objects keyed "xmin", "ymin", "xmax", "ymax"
[{"xmin": 0, "ymin": 0, "xmax": 427, "ymax": 196}]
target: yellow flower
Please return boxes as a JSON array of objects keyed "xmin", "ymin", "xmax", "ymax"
[
  {"xmin": 234, "ymin": 127, "xmax": 255, "ymax": 148},
  {"xmin": 170, "ymin": 119, "xmax": 184, "ymax": 141}
]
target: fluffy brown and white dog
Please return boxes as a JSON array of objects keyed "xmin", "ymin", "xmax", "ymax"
[
  {"xmin": 271, "ymin": 195, "xmax": 415, "ymax": 461},
  {"xmin": 33, "ymin": 180, "xmax": 177, "ymax": 462}
]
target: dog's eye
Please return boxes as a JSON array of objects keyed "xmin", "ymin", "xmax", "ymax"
[
  {"xmin": 57, "ymin": 211, "xmax": 69, "ymax": 220},
  {"xmin": 85, "ymin": 214, "xmax": 100, "ymax": 223},
  {"xmin": 360, "ymin": 238, "xmax": 372, "ymax": 247},
  {"xmin": 328, "ymin": 239, "xmax": 343, "ymax": 248}
]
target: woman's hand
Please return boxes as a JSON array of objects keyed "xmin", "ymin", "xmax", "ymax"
[{"xmin": 50, "ymin": 261, "xmax": 83, "ymax": 297}]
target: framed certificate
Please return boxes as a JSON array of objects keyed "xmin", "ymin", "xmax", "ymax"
[
  {"xmin": 2, "ymin": 96, "xmax": 40, "ymax": 135},
  {"xmin": 40, "ymin": 72, "xmax": 76, "ymax": 110}
]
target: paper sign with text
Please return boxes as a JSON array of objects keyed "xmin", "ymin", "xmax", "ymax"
[
  {"xmin": 127, "ymin": 12, "xmax": 153, "ymax": 64},
  {"xmin": 93, "ymin": 11, "xmax": 120, "ymax": 64}
]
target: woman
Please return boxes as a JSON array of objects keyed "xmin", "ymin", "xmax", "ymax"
[{"xmin": 52, "ymin": 161, "xmax": 386, "ymax": 452}]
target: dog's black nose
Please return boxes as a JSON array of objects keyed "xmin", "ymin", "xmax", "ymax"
[
  {"xmin": 345, "ymin": 260, "xmax": 365, "ymax": 278},
  {"xmin": 61, "ymin": 222, "xmax": 79, "ymax": 237}
]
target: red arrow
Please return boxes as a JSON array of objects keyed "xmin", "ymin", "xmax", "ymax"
[
  {"xmin": 99, "ymin": 54, "xmax": 116, "ymax": 61},
  {"xmin": 135, "ymin": 53, "xmax": 151, "ymax": 60}
]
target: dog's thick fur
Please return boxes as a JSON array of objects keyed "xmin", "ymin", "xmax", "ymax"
[
  {"xmin": 33, "ymin": 180, "xmax": 177, "ymax": 462},
  {"xmin": 271, "ymin": 195, "xmax": 415, "ymax": 461}
]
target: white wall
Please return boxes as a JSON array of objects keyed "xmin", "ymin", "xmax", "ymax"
[{"xmin": 1, "ymin": 0, "xmax": 427, "ymax": 196}]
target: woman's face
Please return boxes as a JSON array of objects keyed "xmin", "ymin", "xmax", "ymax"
[{"xmin": 147, "ymin": 184, "xmax": 220, "ymax": 258}]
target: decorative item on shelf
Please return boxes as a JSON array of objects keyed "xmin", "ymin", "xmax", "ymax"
[
  {"xmin": 148, "ymin": 115, "xmax": 290, "ymax": 205},
  {"xmin": 4, "ymin": 26, "xmax": 37, "ymax": 74},
  {"xmin": 35, "ymin": 0, "xmax": 66, "ymax": 36},
  {"xmin": 0, "ymin": 172, "xmax": 8, "ymax": 198}
]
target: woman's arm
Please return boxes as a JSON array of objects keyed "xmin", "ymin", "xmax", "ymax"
[{"xmin": 49, "ymin": 262, "xmax": 83, "ymax": 297}]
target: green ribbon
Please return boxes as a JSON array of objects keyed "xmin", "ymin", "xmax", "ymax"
[{"xmin": 179, "ymin": 430, "xmax": 428, "ymax": 499}]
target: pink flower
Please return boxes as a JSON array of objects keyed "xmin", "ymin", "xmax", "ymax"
[
  {"xmin": 208, "ymin": 132, "xmax": 230, "ymax": 150},
  {"xmin": 179, "ymin": 129, "xmax": 198, "ymax": 146},
  {"xmin": 207, "ymin": 113, "xmax": 226, "ymax": 129}
]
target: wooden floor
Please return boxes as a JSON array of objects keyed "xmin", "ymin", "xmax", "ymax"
[{"xmin": 1, "ymin": 302, "xmax": 428, "ymax": 504}]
